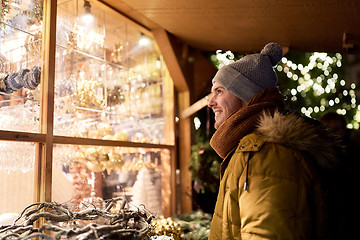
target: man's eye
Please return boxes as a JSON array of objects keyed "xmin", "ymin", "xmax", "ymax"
[{"xmin": 216, "ymin": 89, "xmax": 222, "ymax": 94}]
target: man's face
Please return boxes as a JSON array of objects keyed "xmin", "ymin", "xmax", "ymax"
[{"xmin": 208, "ymin": 81, "xmax": 246, "ymax": 129}]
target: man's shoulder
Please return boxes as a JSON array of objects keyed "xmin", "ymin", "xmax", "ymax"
[{"xmin": 237, "ymin": 132, "xmax": 266, "ymax": 150}]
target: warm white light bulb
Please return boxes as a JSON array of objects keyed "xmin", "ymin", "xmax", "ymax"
[
  {"xmin": 139, "ymin": 35, "xmax": 150, "ymax": 46},
  {"xmin": 81, "ymin": 13, "xmax": 94, "ymax": 24}
]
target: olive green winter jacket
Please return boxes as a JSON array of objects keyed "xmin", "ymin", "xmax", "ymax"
[{"xmin": 209, "ymin": 111, "xmax": 339, "ymax": 240}]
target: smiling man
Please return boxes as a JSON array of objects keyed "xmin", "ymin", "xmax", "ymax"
[{"xmin": 207, "ymin": 43, "xmax": 341, "ymax": 240}]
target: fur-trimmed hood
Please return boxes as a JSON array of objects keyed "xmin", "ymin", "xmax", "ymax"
[{"xmin": 256, "ymin": 110, "xmax": 342, "ymax": 170}]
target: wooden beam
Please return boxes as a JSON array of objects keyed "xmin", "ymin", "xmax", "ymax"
[
  {"xmin": 152, "ymin": 28, "xmax": 188, "ymax": 92},
  {"xmin": 98, "ymin": 0, "xmax": 160, "ymax": 31},
  {"xmin": 181, "ymin": 93, "xmax": 212, "ymax": 119},
  {"xmin": 34, "ymin": 0, "xmax": 57, "ymax": 204},
  {"xmin": 97, "ymin": 0, "xmax": 153, "ymax": 36},
  {"xmin": 0, "ymin": 130, "xmax": 46, "ymax": 143}
]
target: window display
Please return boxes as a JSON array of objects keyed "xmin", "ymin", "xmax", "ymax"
[{"xmin": 0, "ymin": 0, "xmax": 175, "ymax": 220}]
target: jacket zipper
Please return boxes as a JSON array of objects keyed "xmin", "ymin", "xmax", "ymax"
[
  {"xmin": 243, "ymin": 152, "xmax": 253, "ymax": 191},
  {"xmin": 243, "ymin": 157, "xmax": 250, "ymax": 191}
]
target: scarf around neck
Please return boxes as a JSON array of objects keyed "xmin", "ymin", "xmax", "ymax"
[{"xmin": 210, "ymin": 87, "xmax": 285, "ymax": 158}]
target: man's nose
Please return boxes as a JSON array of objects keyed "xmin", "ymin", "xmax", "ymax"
[{"xmin": 207, "ymin": 94, "xmax": 215, "ymax": 108}]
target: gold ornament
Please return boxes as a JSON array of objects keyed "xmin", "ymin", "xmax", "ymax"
[
  {"xmin": 86, "ymin": 161, "xmax": 104, "ymax": 173},
  {"xmin": 98, "ymin": 123, "xmax": 112, "ymax": 136},
  {"xmin": 150, "ymin": 217, "xmax": 182, "ymax": 240},
  {"xmin": 25, "ymin": 30, "xmax": 42, "ymax": 60},
  {"xmin": 104, "ymin": 152, "xmax": 125, "ymax": 172},
  {"xmin": 75, "ymin": 78, "xmax": 104, "ymax": 110},
  {"xmin": 113, "ymin": 130, "xmax": 129, "ymax": 141}
]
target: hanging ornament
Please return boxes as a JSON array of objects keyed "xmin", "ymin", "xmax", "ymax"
[
  {"xmin": 0, "ymin": 66, "xmax": 41, "ymax": 93},
  {"xmin": 104, "ymin": 152, "xmax": 125, "ymax": 173},
  {"xmin": 74, "ymin": 78, "xmax": 104, "ymax": 110},
  {"xmin": 110, "ymin": 43, "xmax": 123, "ymax": 63},
  {"xmin": 107, "ymin": 86, "xmax": 125, "ymax": 106},
  {"xmin": 31, "ymin": 1, "xmax": 43, "ymax": 25},
  {"xmin": 1, "ymin": 0, "xmax": 10, "ymax": 23},
  {"xmin": 25, "ymin": 30, "xmax": 42, "ymax": 60}
]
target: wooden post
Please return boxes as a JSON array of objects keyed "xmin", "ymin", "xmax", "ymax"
[
  {"xmin": 34, "ymin": 0, "xmax": 57, "ymax": 204},
  {"xmin": 177, "ymin": 91, "xmax": 192, "ymax": 213}
]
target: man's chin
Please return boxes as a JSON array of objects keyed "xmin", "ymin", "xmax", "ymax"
[{"xmin": 214, "ymin": 121, "xmax": 221, "ymax": 129}]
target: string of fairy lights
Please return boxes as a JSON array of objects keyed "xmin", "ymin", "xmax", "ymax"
[
  {"xmin": 276, "ymin": 52, "xmax": 359, "ymax": 129},
  {"xmin": 210, "ymin": 50, "xmax": 360, "ymax": 129}
]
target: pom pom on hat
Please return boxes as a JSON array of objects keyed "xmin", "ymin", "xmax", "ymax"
[
  {"xmin": 260, "ymin": 42, "xmax": 283, "ymax": 66},
  {"xmin": 212, "ymin": 42, "xmax": 283, "ymax": 102}
]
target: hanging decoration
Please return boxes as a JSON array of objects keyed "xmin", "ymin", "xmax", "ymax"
[
  {"xmin": 110, "ymin": 42, "xmax": 123, "ymax": 64},
  {"xmin": 1, "ymin": 0, "xmax": 10, "ymax": 23},
  {"xmin": 73, "ymin": 78, "xmax": 104, "ymax": 110},
  {"xmin": 0, "ymin": 66, "xmax": 41, "ymax": 93},
  {"xmin": 24, "ymin": 30, "xmax": 42, "ymax": 60},
  {"xmin": 107, "ymin": 85, "xmax": 125, "ymax": 106}
]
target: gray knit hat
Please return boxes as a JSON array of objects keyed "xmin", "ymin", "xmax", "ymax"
[{"xmin": 212, "ymin": 42, "xmax": 283, "ymax": 102}]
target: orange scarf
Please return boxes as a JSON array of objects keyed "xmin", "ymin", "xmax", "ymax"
[{"xmin": 210, "ymin": 88, "xmax": 285, "ymax": 158}]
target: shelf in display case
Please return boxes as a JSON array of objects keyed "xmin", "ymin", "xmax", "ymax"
[
  {"xmin": 53, "ymin": 135, "xmax": 173, "ymax": 149},
  {"xmin": 0, "ymin": 128, "xmax": 173, "ymax": 148},
  {"xmin": 56, "ymin": 43, "xmax": 125, "ymax": 71}
]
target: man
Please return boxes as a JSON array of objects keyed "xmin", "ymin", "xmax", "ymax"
[{"xmin": 207, "ymin": 43, "xmax": 341, "ymax": 239}]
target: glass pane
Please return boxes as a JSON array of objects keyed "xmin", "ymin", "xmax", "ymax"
[
  {"xmin": 54, "ymin": 0, "xmax": 169, "ymax": 144},
  {"xmin": 0, "ymin": 141, "xmax": 35, "ymax": 215},
  {"xmin": 0, "ymin": 0, "xmax": 42, "ymax": 132},
  {"xmin": 52, "ymin": 144, "xmax": 167, "ymax": 215}
]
